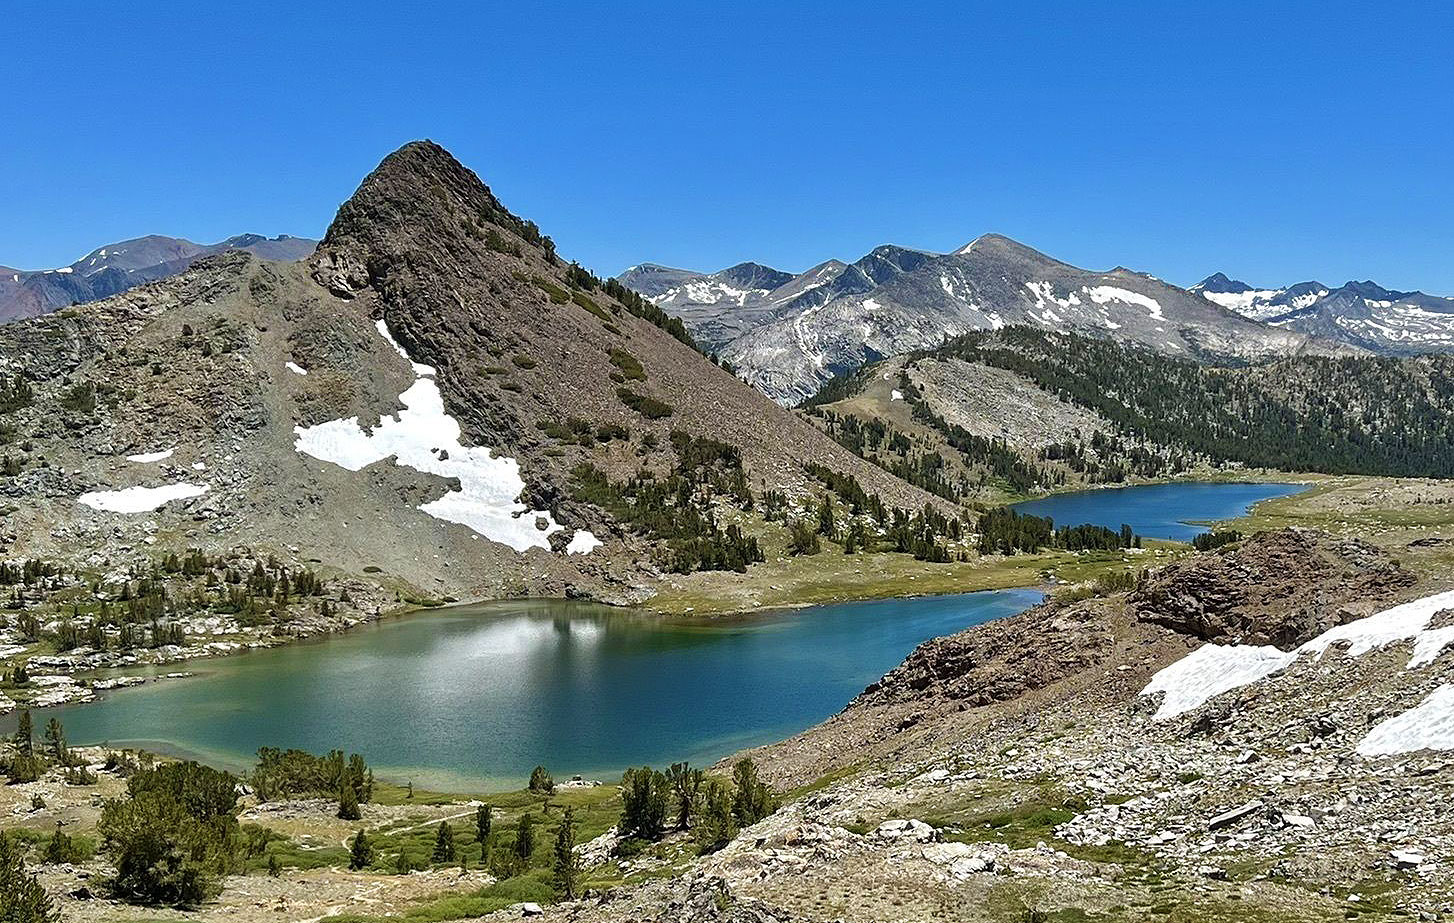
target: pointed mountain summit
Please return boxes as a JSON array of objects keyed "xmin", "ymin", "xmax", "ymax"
[
  {"xmin": 1191, "ymin": 272, "xmax": 1254, "ymax": 294},
  {"xmin": 0, "ymin": 140, "xmax": 937, "ymax": 607}
]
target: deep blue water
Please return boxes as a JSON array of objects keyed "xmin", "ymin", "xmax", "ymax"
[
  {"xmin": 27, "ymin": 589, "xmax": 1042, "ymax": 791},
  {"xmin": 1010, "ymin": 481, "xmax": 1306, "ymax": 541}
]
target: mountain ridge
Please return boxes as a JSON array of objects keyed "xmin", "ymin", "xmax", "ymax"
[
  {"xmin": 626, "ymin": 234, "xmax": 1328, "ymax": 404},
  {"xmin": 1191, "ymin": 271, "xmax": 1454, "ymax": 351},
  {"xmin": 0, "ymin": 232, "xmax": 318, "ymax": 323}
]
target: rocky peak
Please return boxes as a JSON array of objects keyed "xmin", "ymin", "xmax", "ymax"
[
  {"xmin": 313, "ymin": 140, "xmax": 551, "ymax": 299},
  {"xmin": 715, "ymin": 261, "xmax": 795, "ymax": 291},
  {"xmin": 1192, "ymin": 272, "xmax": 1251, "ymax": 293}
]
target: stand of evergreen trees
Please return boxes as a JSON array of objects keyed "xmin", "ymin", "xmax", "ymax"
[
  {"xmin": 618, "ymin": 758, "xmax": 774, "ymax": 855},
  {"xmin": 573, "ymin": 431, "xmax": 764, "ymax": 574},
  {"xmin": 976, "ymin": 506, "xmax": 1139, "ymax": 555},
  {"xmin": 250, "ymin": 747, "xmax": 374, "ymax": 805},
  {"xmin": 934, "ymin": 327, "xmax": 1454, "ymax": 478}
]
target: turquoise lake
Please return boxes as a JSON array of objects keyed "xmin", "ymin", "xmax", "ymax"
[
  {"xmin": 1011, "ymin": 481, "xmax": 1306, "ymax": 541},
  {"xmin": 15, "ymin": 481, "xmax": 1306, "ymax": 791},
  {"xmin": 29, "ymin": 589, "xmax": 1041, "ymax": 791}
]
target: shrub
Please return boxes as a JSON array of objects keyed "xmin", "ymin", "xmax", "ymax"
[
  {"xmin": 99, "ymin": 761, "xmax": 241, "ymax": 906},
  {"xmin": 608, "ymin": 348, "xmax": 646, "ymax": 381},
  {"xmin": 617, "ymin": 388, "xmax": 673, "ymax": 419},
  {"xmin": 0, "ymin": 833, "xmax": 57, "ymax": 922}
]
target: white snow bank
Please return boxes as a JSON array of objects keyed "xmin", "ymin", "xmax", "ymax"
[
  {"xmin": 1357, "ymin": 685, "xmax": 1454, "ymax": 756},
  {"xmin": 890, "ymin": 389, "xmax": 903, "ymax": 401},
  {"xmin": 1084, "ymin": 286, "xmax": 1164, "ymax": 320},
  {"xmin": 286, "ymin": 361, "xmax": 308, "ymax": 376},
  {"xmin": 78, "ymin": 483, "xmax": 208, "ymax": 513},
  {"xmin": 374, "ymin": 319, "xmax": 436, "ymax": 376},
  {"xmin": 566, "ymin": 530, "xmax": 603, "ymax": 555},
  {"xmin": 294, "ymin": 320, "xmax": 561, "ymax": 552},
  {"xmin": 1141, "ymin": 644, "xmax": 1294, "ymax": 720},
  {"xmin": 1142, "ymin": 588, "xmax": 1454, "ymax": 720},
  {"xmin": 1295, "ymin": 589, "xmax": 1454, "ymax": 662},
  {"xmin": 126, "ymin": 448, "xmax": 174, "ymax": 463}
]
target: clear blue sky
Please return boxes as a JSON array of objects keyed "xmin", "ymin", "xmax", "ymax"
[{"xmin": 5, "ymin": 1, "xmax": 1452, "ymax": 292}]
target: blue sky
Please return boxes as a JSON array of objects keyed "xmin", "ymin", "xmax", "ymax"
[{"xmin": 4, "ymin": 1, "xmax": 1452, "ymax": 291}]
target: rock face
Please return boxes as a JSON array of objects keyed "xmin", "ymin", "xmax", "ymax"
[
  {"xmin": 857, "ymin": 529, "xmax": 1414, "ymax": 712},
  {"xmin": 626, "ymin": 234, "xmax": 1328, "ymax": 404},
  {"xmin": 0, "ymin": 233, "xmax": 317, "ymax": 323},
  {"xmin": 1130, "ymin": 528, "xmax": 1415, "ymax": 647},
  {"xmin": 858, "ymin": 592, "xmax": 1118, "ymax": 707}
]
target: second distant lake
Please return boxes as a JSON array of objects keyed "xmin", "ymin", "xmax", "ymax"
[{"xmin": 1010, "ymin": 481, "xmax": 1306, "ymax": 541}]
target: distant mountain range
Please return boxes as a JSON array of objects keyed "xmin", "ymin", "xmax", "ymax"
[
  {"xmin": 1190, "ymin": 272, "xmax": 1454, "ymax": 353},
  {"xmin": 0, "ymin": 233, "xmax": 317, "ymax": 322},
  {"xmin": 622, "ymin": 235, "xmax": 1322, "ymax": 404}
]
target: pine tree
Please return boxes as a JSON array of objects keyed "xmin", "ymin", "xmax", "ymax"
[
  {"xmin": 14, "ymin": 709, "xmax": 33, "ymax": 755},
  {"xmin": 731, "ymin": 759, "xmax": 774, "ymax": 826},
  {"xmin": 475, "ymin": 804, "xmax": 492, "ymax": 861},
  {"xmin": 513, "ymin": 813, "xmax": 535, "ymax": 869},
  {"xmin": 42, "ymin": 718, "xmax": 65, "ymax": 765},
  {"xmin": 693, "ymin": 780, "xmax": 738, "ymax": 854},
  {"xmin": 431, "ymin": 821, "xmax": 455, "ymax": 864},
  {"xmin": 337, "ymin": 782, "xmax": 361, "ymax": 821},
  {"xmin": 528, "ymin": 765, "xmax": 554, "ymax": 794},
  {"xmin": 666, "ymin": 762, "xmax": 703, "ymax": 830},
  {"xmin": 553, "ymin": 806, "xmax": 580, "ymax": 899},
  {"xmin": 349, "ymin": 829, "xmax": 373, "ymax": 870}
]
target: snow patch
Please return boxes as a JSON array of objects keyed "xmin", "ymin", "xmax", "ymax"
[
  {"xmin": 294, "ymin": 320, "xmax": 562, "ymax": 552},
  {"xmin": 566, "ymin": 530, "xmax": 603, "ymax": 555},
  {"xmin": 126, "ymin": 448, "xmax": 174, "ymax": 463},
  {"xmin": 1357, "ymin": 685, "xmax": 1454, "ymax": 756},
  {"xmin": 1142, "ymin": 589, "xmax": 1454, "ymax": 720},
  {"xmin": 1141, "ymin": 644, "xmax": 1294, "ymax": 720},
  {"xmin": 286, "ymin": 361, "xmax": 308, "ymax": 376},
  {"xmin": 374, "ymin": 319, "xmax": 436, "ymax": 376},
  {"xmin": 1084, "ymin": 286, "xmax": 1163, "ymax": 320},
  {"xmin": 78, "ymin": 483, "xmax": 208, "ymax": 513},
  {"xmin": 890, "ymin": 389, "xmax": 904, "ymax": 401}
]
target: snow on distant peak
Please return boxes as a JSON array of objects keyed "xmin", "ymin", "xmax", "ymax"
[
  {"xmin": 1200, "ymin": 289, "xmax": 1283, "ymax": 313},
  {"xmin": 294, "ymin": 320, "xmax": 564, "ymax": 553},
  {"xmin": 1084, "ymin": 285, "xmax": 1163, "ymax": 320},
  {"xmin": 1142, "ymin": 588, "xmax": 1454, "ymax": 723}
]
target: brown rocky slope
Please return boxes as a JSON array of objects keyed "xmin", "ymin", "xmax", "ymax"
[{"xmin": 0, "ymin": 141, "xmax": 940, "ymax": 604}]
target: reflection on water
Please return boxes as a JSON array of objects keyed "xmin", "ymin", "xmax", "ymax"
[{"xmin": 15, "ymin": 590, "xmax": 1041, "ymax": 791}]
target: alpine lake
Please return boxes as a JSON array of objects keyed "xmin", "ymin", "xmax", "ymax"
[{"xmin": 19, "ymin": 481, "xmax": 1305, "ymax": 790}]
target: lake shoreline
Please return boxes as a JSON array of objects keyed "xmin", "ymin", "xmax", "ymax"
[
  {"xmin": 2, "ymin": 479, "xmax": 1313, "ymax": 722},
  {"xmin": 13, "ymin": 589, "xmax": 1046, "ymax": 793}
]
